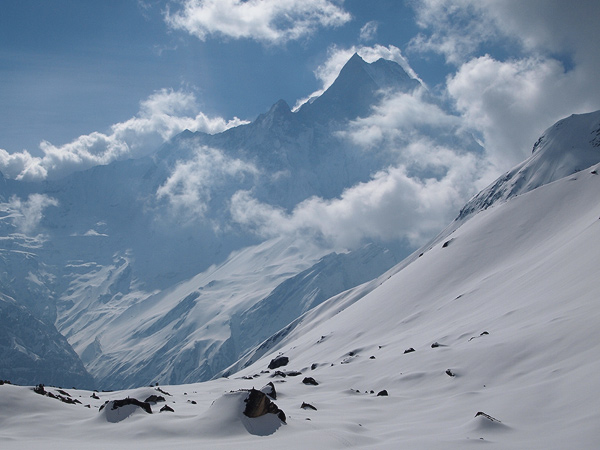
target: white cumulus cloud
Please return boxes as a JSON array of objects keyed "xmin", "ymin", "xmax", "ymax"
[
  {"xmin": 230, "ymin": 139, "xmax": 485, "ymax": 248},
  {"xmin": 0, "ymin": 88, "xmax": 248, "ymax": 181},
  {"xmin": 409, "ymin": 0, "xmax": 600, "ymax": 171},
  {"xmin": 6, "ymin": 194, "xmax": 59, "ymax": 235},
  {"xmin": 359, "ymin": 21, "xmax": 378, "ymax": 42},
  {"xmin": 164, "ymin": 0, "xmax": 351, "ymax": 45},
  {"xmin": 156, "ymin": 145, "xmax": 259, "ymax": 223}
]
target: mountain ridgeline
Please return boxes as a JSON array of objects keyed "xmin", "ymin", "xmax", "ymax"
[
  {"xmin": 0, "ymin": 52, "xmax": 599, "ymax": 391},
  {"xmin": 0, "ymin": 54, "xmax": 420, "ymax": 388}
]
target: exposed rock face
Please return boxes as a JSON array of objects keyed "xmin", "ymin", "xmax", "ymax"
[
  {"xmin": 243, "ymin": 388, "xmax": 286, "ymax": 423},
  {"xmin": 0, "ymin": 294, "xmax": 94, "ymax": 389}
]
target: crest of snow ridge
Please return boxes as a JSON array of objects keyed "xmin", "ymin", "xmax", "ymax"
[{"xmin": 458, "ymin": 110, "xmax": 600, "ymax": 220}]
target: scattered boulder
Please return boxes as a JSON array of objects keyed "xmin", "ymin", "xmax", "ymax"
[
  {"xmin": 91, "ymin": 392, "xmax": 100, "ymax": 399},
  {"xmin": 301, "ymin": 402, "xmax": 317, "ymax": 410},
  {"xmin": 57, "ymin": 389, "xmax": 71, "ymax": 397},
  {"xmin": 369, "ymin": 355, "xmax": 376, "ymax": 359},
  {"xmin": 377, "ymin": 390, "xmax": 389, "ymax": 397},
  {"xmin": 431, "ymin": 342, "xmax": 440, "ymax": 348},
  {"xmin": 243, "ymin": 388, "xmax": 286, "ymax": 423},
  {"xmin": 33, "ymin": 384, "xmax": 46, "ymax": 395},
  {"xmin": 302, "ymin": 377, "xmax": 319, "ymax": 386},
  {"xmin": 268, "ymin": 355, "xmax": 289, "ymax": 370},
  {"xmin": 475, "ymin": 411, "xmax": 501, "ymax": 422},
  {"xmin": 446, "ymin": 369, "xmax": 455, "ymax": 377},
  {"xmin": 160, "ymin": 405, "xmax": 174, "ymax": 413},
  {"xmin": 404, "ymin": 348, "xmax": 415, "ymax": 354},
  {"xmin": 260, "ymin": 382, "xmax": 277, "ymax": 399},
  {"xmin": 311, "ymin": 363, "xmax": 318, "ymax": 370},
  {"xmin": 271, "ymin": 371, "xmax": 287, "ymax": 378},
  {"xmin": 285, "ymin": 371, "xmax": 302, "ymax": 377},
  {"xmin": 144, "ymin": 394, "xmax": 166, "ymax": 404}
]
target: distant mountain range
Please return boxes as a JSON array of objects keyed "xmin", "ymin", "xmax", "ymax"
[{"xmin": 1, "ymin": 52, "xmax": 598, "ymax": 392}]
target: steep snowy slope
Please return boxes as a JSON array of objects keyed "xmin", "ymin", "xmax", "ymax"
[
  {"xmin": 458, "ymin": 110, "xmax": 600, "ymax": 219},
  {"xmin": 58, "ymin": 239, "xmax": 397, "ymax": 389},
  {"xmin": 1, "ymin": 141, "xmax": 598, "ymax": 449}
]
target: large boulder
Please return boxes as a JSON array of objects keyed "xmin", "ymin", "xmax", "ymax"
[
  {"xmin": 243, "ymin": 388, "xmax": 286, "ymax": 423},
  {"xmin": 268, "ymin": 355, "xmax": 289, "ymax": 370}
]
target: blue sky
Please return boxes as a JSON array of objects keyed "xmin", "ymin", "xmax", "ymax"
[{"xmin": 1, "ymin": 0, "xmax": 599, "ymax": 183}]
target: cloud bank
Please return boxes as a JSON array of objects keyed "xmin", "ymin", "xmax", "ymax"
[
  {"xmin": 165, "ymin": 0, "xmax": 351, "ymax": 45},
  {"xmin": 410, "ymin": 0, "xmax": 600, "ymax": 170},
  {"xmin": 230, "ymin": 139, "xmax": 482, "ymax": 248},
  {"xmin": 6, "ymin": 194, "xmax": 59, "ymax": 235},
  {"xmin": 0, "ymin": 89, "xmax": 247, "ymax": 181},
  {"xmin": 156, "ymin": 145, "xmax": 259, "ymax": 223}
]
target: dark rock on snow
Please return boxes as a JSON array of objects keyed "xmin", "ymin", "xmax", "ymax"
[
  {"xmin": 271, "ymin": 370, "xmax": 287, "ymax": 378},
  {"xmin": 301, "ymin": 402, "xmax": 317, "ymax": 410},
  {"xmin": 160, "ymin": 405, "xmax": 174, "ymax": 413},
  {"xmin": 377, "ymin": 390, "xmax": 389, "ymax": 397},
  {"xmin": 475, "ymin": 411, "xmax": 501, "ymax": 422},
  {"xmin": 101, "ymin": 398, "xmax": 153, "ymax": 414},
  {"xmin": 268, "ymin": 355, "xmax": 290, "ymax": 370},
  {"xmin": 144, "ymin": 394, "xmax": 166, "ymax": 403},
  {"xmin": 243, "ymin": 388, "xmax": 286, "ymax": 423},
  {"xmin": 404, "ymin": 348, "xmax": 415, "ymax": 354},
  {"xmin": 302, "ymin": 377, "xmax": 319, "ymax": 386},
  {"xmin": 260, "ymin": 381, "xmax": 277, "ymax": 399}
]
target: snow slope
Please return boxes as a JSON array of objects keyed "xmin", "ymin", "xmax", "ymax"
[{"xmin": 1, "ymin": 139, "xmax": 599, "ymax": 448}]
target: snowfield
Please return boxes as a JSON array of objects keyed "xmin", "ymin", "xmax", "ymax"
[{"xmin": 1, "ymin": 156, "xmax": 599, "ymax": 448}]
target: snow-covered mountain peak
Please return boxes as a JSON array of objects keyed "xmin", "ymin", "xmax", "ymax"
[
  {"xmin": 297, "ymin": 52, "xmax": 421, "ymax": 122},
  {"xmin": 458, "ymin": 110, "xmax": 600, "ymax": 219}
]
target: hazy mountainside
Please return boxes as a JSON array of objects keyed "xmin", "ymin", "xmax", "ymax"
[
  {"xmin": 0, "ymin": 54, "xmax": 420, "ymax": 388},
  {"xmin": 57, "ymin": 239, "xmax": 397, "ymax": 389},
  {"xmin": 0, "ymin": 294, "xmax": 93, "ymax": 388},
  {"xmin": 2, "ymin": 127, "xmax": 598, "ymax": 449}
]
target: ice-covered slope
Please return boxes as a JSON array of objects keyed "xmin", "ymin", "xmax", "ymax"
[
  {"xmin": 2, "ymin": 150, "xmax": 598, "ymax": 449},
  {"xmin": 458, "ymin": 110, "xmax": 600, "ymax": 219}
]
